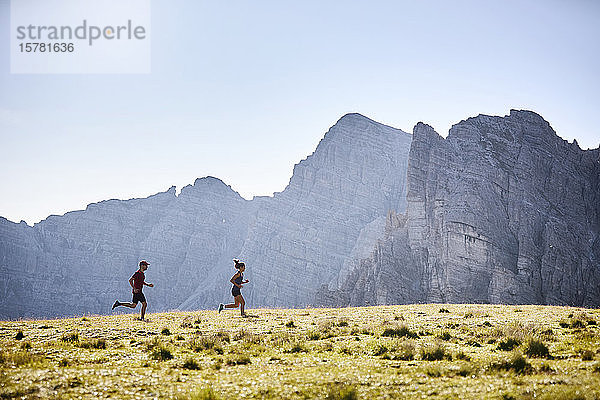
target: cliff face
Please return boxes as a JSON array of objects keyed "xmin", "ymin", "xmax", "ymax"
[
  {"xmin": 240, "ymin": 114, "xmax": 412, "ymax": 307},
  {"xmin": 332, "ymin": 110, "xmax": 600, "ymax": 307},
  {"xmin": 0, "ymin": 113, "xmax": 412, "ymax": 318},
  {"xmin": 3, "ymin": 110, "xmax": 598, "ymax": 318},
  {"xmin": 0, "ymin": 179, "xmax": 251, "ymax": 319}
]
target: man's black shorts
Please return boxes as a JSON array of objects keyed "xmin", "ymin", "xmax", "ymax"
[{"xmin": 132, "ymin": 292, "xmax": 146, "ymax": 304}]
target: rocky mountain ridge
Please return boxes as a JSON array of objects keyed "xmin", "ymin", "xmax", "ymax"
[
  {"xmin": 2, "ymin": 110, "xmax": 598, "ymax": 319},
  {"xmin": 0, "ymin": 113, "xmax": 412, "ymax": 318},
  {"xmin": 318, "ymin": 110, "xmax": 600, "ymax": 307}
]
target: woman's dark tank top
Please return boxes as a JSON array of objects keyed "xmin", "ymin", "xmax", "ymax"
[{"xmin": 233, "ymin": 272, "xmax": 243, "ymax": 287}]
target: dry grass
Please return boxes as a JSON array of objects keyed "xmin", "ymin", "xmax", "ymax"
[{"xmin": 0, "ymin": 304, "xmax": 599, "ymax": 399}]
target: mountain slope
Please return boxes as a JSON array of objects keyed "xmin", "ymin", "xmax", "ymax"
[
  {"xmin": 0, "ymin": 113, "xmax": 413, "ymax": 318},
  {"xmin": 328, "ymin": 110, "xmax": 600, "ymax": 307}
]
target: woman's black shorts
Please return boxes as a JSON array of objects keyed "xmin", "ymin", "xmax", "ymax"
[
  {"xmin": 132, "ymin": 292, "xmax": 147, "ymax": 304},
  {"xmin": 231, "ymin": 286, "xmax": 241, "ymax": 297}
]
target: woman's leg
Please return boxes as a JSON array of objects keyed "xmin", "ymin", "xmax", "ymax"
[
  {"xmin": 240, "ymin": 295, "xmax": 246, "ymax": 316},
  {"xmin": 225, "ymin": 296, "xmax": 241, "ymax": 309}
]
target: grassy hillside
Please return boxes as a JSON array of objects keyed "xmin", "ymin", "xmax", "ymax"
[{"xmin": 1, "ymin": 304, "xmax": 599, "ymax": 399}]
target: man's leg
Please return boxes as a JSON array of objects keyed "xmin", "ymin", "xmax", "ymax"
[
  {"xmin": 117, "ymin": 302, "xmax": 137, "ymax": 308},
  {"xmin": 141, "ymin": 301, "xmax": 147, "ymax": 320}
]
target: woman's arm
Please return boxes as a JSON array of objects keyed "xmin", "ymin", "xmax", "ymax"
[{"xmin": 230, "ymin": 272, "xmax": 242, "ymax": 287}]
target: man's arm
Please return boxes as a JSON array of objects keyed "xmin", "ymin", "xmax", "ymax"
[{"xmin": 129, "ymin": 276, "xmax": 139, "ymax": 293}]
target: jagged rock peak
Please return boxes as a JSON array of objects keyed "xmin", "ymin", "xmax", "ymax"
[
  {"xmin": 193, "ymin": 176, "xmax": 227, "ymax": 187},
  {"xmin": 324, "ymin": 113, "xmax": 408, "ymax": 142},
  {"xmin": 413, "ymin": 122, "xmax": 440, "ymax": 137},
  {"xmin": 179, "ymin": 176, "xmax": 244, "ymax": 199},
  {"xmin": 335, "ymin": 113, "xmax": 400, "ymax": 129}
]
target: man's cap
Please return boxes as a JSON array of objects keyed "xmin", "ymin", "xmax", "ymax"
[{"xmin": 139, "ymin": 260, "xmax": 150, "ymax": 266}]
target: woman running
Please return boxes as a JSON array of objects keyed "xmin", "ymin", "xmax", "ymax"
[{"xmin": 218, "ymin": 259, "xmax": 249, "ymax": 316}]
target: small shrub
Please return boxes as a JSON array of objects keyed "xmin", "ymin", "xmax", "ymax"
[
  {"xmin": 183, "ymin": 358, "xmax": 200, "ymax": 370},
  {"xmin": 20, "ymin": 342, "xmax": 32, "ymax": 350},
  {"xmin": 420, "ymin": 344, "xmax": 451, "ymax": 361},
  {"xmin": 6, "ymin": 351, "xmax": 43, "ymax": 367},
  {"xmin": 58, "ymin": 358, "xmax": 70, "ymax": 367},
  {"xmin": 571, "ymin": 319, "xmax": 586, "ymax": 329},
  {"xmin": 175, "ymin": 388, "xmax": 221, "ymax": 400},
  {"xmin": 525, "ymin": 339, "xmax": 551, "ymax": 358},
  {"xmin": 68, "ymin": 377, "xmax": 83, "ymax": 387},
  {"xmin": 307, "ymin": 330, "xmax": 322, "ymax": 340},
  {"xmin": 587, "ymin": 319, "xmax": 597, "ymax": 326},
  {"xmin": 492, "ymin": 354, "xmax": 532, "ymax": 375},
  {"xmin": 541, "ymin": 329, "xmax": 554, "ymax": 338},
  {"xmin": 284, "ymin": 342, "xmax": 308, "ymax": 354},
  {"xmin": 215, "ymin": 332, "xmax": 230, "ymax": 343},
  {"xmin": 537, "ymin": 388, "xmax": 588, "ymax": 400},
  {"xmin": 464, "ymin": 312, "xmax": 474, "ymax": 318},
  {"xmin": 581, "ymin": 350, "xmax": 595, "ymax": 361},
  {"xmin": 439, "ymin": 308, "xmax": 450, "ymax": 313},
  {"xmin": 467, "ymin": 340, "xmax": 482, "ymax": 347},
  {"xmin": 497, "ymin": 338, "xmax": 521, "ymax": 351},
  {"xmin": 225, "ymin": 354, "xmax": 251, "ymax": 366},
  {"xmin": 438, "ymin": 332, "xmax": 452, "ymax": 341},
  {"xmin": 176, "ymin": 335, "xmax": 185, "ymax": 340},
  {"xmin": 455, "ymin": 351, "xmax": 471, "ymax": 361},
  {"xmin": 161, "ymin": 328, "xmax": 171, "ymax": 336},
  {"xmin": 482, "ymin": 321, "xmax": 493, "ymax": 327},
  {"xmin": 539, "ymin": 363, "xmax": 554, "ymax": 373},
  {"xmin": 61, "ymin": 332, "xmax": 79, "ymax": 343},
  {"xmin": 393, "ymin": 340, "xmax": 415, "ymax": 361},
  {"xmin": 145, "ymin": 336, "xmax": 161, "ymax": 351},
  {"xmin": 325, "ymin": 384, "xmax": 358, "ymax": 400},
  {"xmin": 425, "ymin": 367, "xmax": 442, "ymax": 377},
  {"xmin": 319, "ymin": 342, "xmax": 334, "ymax": 352},
  {"xmin": 190, "ymin": 336, "xmax": 224, "ymax": 354},
  {"xmin": 336, "ymin": 319, "xmax": 349, "ymax": 327},
  {"xmin": 456, "ymin": 364, "xmax": 474, "ymax": 377},
  {"xmin": 151, "ymin": 346, "xmax": 173, "ymax": 361},
  {"xmin": 382, "ymin": 326, "xmax": 418, "ymax": 339},
  {"xmin": 559, "ymin": 321, "xmax": 570, "ymax": 328},
  {"xmin": 79, "ymin": 339, "xmax": 106, "ymax": 349},
  {"xmin": 234, "ymin": 330, "xmax": 262, "ymax": 345},
  {"xmin": 501, "ymin": 321, "xmax": 537, "ymax": 341},
  {"xmin": 371, "ymin": 343, "xmax": 388, "ymax": 356},
  {"xmin": 15, "ymin": 330, "xmax": 24, "ymax": 340}
]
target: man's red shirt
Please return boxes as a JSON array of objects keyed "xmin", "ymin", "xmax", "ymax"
[{"xmin": 132, "ymin": 270, "xmax": 145, "ymax": 292}]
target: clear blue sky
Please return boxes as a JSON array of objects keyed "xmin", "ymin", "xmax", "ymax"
[{"xmin": 1, "ymin": 0, "xmax": 599, "ymax": 224}]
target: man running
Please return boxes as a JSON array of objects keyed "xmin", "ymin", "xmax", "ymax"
[{"xmin": 112, "ymin": 260, "xmax": 154, "ymax": 320}]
